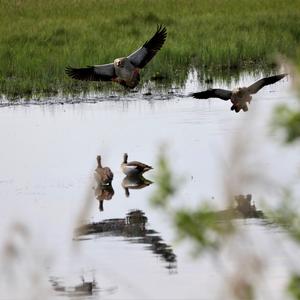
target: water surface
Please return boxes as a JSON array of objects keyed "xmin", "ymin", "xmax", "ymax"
[{"xmin": 0, "ymin": 73, "xmax": 298, "ymax": 299}]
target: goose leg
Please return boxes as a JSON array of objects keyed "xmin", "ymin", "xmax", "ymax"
[{"xmin": 99, "ymin": 200, "xmax": 104, "ymax": 211}]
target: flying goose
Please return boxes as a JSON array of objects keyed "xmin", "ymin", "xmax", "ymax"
[
  {"xmin": 94, "ymin": 155, "xmax": 114, "ymax": 185},
  {"xmin": 65, "ymin": 25, "xmax": 167, "ymax": 88},
  {"xmin": 121, "ymin": 153, "xmax": 153, "ymax": 176},
  {"xmin": 191, "ymin": 74, "xmax": 287, "ymax": 112}
]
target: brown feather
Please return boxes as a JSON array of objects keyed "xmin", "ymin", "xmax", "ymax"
[{"xmin": 247, "ymin": 74, "xmax": 287, "ymax": 94}]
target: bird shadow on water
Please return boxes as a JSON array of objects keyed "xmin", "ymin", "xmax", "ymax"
[
  {"xmin": 75, "ymin": 209, "xmax": 177, "ymax": 273},
  {"xmin": 49, "ymin": 275, "xmax": 118, "ymax": 299}
]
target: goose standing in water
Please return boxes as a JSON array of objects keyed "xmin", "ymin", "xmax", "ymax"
[
  {"xmin": 94, "ymin": 155, "xmax": 113, "ymax": 185},
  {"xmin": 191, "ymin": 74, "xmax": 287, "ymax": 112},
  {"xmin": 121, "ymin": 153, "xmax": 153, "ymax": 176},
  {"xmin": 66, "ymin": 25, "xmax": 167, "ymax": 89}
]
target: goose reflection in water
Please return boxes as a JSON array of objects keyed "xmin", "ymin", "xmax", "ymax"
[
  {"xmin": 217, "ymin": 194, "xmax": 264, "ymax": 219},
  {"xmin": 122, "ymin": 174, "xmax": 153, "ymax": 197},
  {"xmin": 94, "ymin": 183, "xmax": 114, "ymax": 211},
  {"xmin": 76, "ymin": 210, "xmax": 177, "ymax": 271},
  {"xmin": 50, "ymin": 276, "xmax": 99, "ymax": 298}
]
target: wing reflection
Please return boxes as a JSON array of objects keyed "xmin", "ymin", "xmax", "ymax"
[
  {"xmin": 217, "ymin": 194, "xmax": 264, "ymax": 219},
  {"xmin": 94, "ymin": 183, "xmax": 115, "ymax": 211},
  {"xmin": 49, "ymin": 276, "xmax": 99, "ymax": 298},
  {"xmin": 76, "ymin": 210, "xmax": 177, "ymax": 271},
  {"xmin": 122, "ymin": 174, "xmax": 153, "ymax": 197}
]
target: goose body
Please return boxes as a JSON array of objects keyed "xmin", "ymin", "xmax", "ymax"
[
  {"xmin": 94, "ymin": 155, "xmax": 114, "ymax": 185},
  {"xmin": 191, "ymin": 74, "xmax": 287, "ymax": 112},
  {"xmin": 121, "ymin": 153, "xmax": 153, "ymax": 176},
  {"xmin": 66, "ymin": 25, "xmax": 167, "ymax": 89}
]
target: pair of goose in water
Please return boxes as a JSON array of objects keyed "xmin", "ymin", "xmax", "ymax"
[
  {"xmin": 94, "ymin": 154, "xmax": 152, "ymax": 210},
  {"xmin": 94, "ymin": 153, "xmax": 152, "ymax": 186},
  {"xmin": 65, "ymin": 25, "xmax": 287, "ymax": 113}
]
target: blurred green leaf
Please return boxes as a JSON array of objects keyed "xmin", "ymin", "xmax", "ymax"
[
  {"xmin": 268, "ymin": 191, "xmax": 300, "ymax": 242},
  {"xmin": 150, "ymin": 148, "xmax": 177, "ymax": 209},
  {"xmin": 273, "ymin": 104, "xmax": 300, "ymax": 143},
  {"xmin": 174, "ymin": 205, "xmax": 235, "ymax": 254},
  {"xmin": 150, "ymin": 148, "xmax": 235, "ymax": 255},
  {"xmin": 288, "ymin": 274, "xmax": 300, "ymax": 300}
]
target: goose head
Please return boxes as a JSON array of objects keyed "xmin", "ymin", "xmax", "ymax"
[
  {"xmin": 123, "ymin": 153, "xmax": 128, "ymax": 163},
  {"xmin": 114, "ymin": 58, "xmax": 126, "ymax": 68}
]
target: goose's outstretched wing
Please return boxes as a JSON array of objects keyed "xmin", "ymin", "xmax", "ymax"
[
  {"xmin": 127, "ymin": 25, "xmax": 167, "ymax": 69},
  {"xmin": 247, "ymin": 74, "xmax": 287, "ymax": 94},
  {"xmin": 65, "ymin": 63, "xmax": 115, "ymax": 81},
  {"xmin": 191, "ymin": 89, "xmax": 232, "ymax": 101}
]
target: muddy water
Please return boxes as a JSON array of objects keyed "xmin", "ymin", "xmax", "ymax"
[{"xmin": 0, "ymin": 73, "xmax": 299, "ymax": 299}]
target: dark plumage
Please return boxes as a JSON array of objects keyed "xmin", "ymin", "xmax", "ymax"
[
  {"xmin": 127, "ymin": 25, "xmax": 167, "ymax": 68},
  {"xmin": 191, "ymin": 74, "xmax": 287, "ymax": 112},
  {"xmin": 65, "ymin": 25, "xmax": 167, "ymax": 88},
  {"xmin": 65, "ymin": 64, "xmax": 115, "ymax": 81}
]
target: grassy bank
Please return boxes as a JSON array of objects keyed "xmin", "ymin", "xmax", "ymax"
[{"xmin": 1, "ymin": 0, "xmax": 300, "ymax": 99}]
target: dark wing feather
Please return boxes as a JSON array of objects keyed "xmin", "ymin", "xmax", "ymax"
[
  {"xmin": 127, "ymin": 25, "xmax": 167, "ymax": 68},
  {"xmin": 247, "ymin": 74, "xmax": 287, "ymax": 94},
  {"xmin": 126, "ymin": 161, "xmax": 153, "ymax": 169},
  {"xmin": 191, "ymin": 89, "xmax": 232, "ymax": 101},
  {"xmin": 65, "ymin": 63, "xmax": 115, "ymax": 81}
]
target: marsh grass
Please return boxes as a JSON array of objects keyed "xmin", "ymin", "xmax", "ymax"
[{"xmin": 1, "ymin": 0, "xmax": 300, "ymax": 98}]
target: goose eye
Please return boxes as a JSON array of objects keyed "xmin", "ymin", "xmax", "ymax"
[{"xmin": 119, "ymin": 62, "xmax": 124, "ymax": 67}]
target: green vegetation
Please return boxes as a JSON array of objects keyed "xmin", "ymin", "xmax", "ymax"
[
  {"xmin": 1, "ymin": 0, "xmax": 300, "ymax": 98},
  {"xmin": 150, "ymin": 148, "xmax": 234, "ymax": 254},
  {"xmin": 288, "ymin": 274, "xmax": 300, "ymax": 300},
  {"xmin": 273, "ymin": 98, "xmax": 300, "ymax": 143}
]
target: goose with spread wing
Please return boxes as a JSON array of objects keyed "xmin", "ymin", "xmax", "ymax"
[
  {"xmin": 65, "ymin": 25, "xmax": 167, "ymax": 88},
  {"xmin": 191, "ymin": 74, "xmax": 287, "ymax": 112}
]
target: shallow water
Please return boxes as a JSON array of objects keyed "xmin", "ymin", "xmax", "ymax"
[{"xmin": 0, "ymin": 72, "xmax": 299, "ymax": 299}]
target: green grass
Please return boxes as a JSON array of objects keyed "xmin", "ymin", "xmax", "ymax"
[{"xmin": 1, "ymin": 0, "xmax": 300, "ymax": 99}]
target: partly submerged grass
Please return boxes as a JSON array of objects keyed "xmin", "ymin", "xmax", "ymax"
[{"xmin": 1, "ymin": 0, "xmax": 300, "ymax": 99}]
